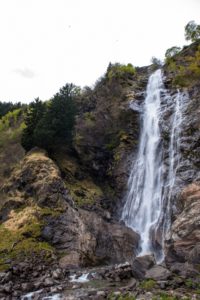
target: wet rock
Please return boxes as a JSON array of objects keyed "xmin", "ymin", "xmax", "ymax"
[
  {"xmin": 51, "ymin": 268, "xmax": 64, "ymax": 280},
  {"xmin": 44, "ymin": 277, "xmax": 55, "ymax": 287},
  {"xmin": 132, "ymin": 255, "xmax": 156, "ymax": 279},
  {"xmin": 34, "ymin": 281, "xmax": 42, "ymax": 290},
  {"xmin": 103, "ymin": 262, "xmax": 133, "ymax": 281},
  {"xmin": 124, "ymin": 278, "xmax": 137, "ymax": 290},
  {"xmin": 50, "ymin": 285, "xmax": 63, "ymax": 293},
  {"xmin": 3, "ymin": 281, "xmax": 13, "ymax": 293},
  {"xmin": 21, "ymin": 282, "xmax": 33, "ymax": 292},
  {"xmin": 188, "ymin": 243, "xmax": 200, "ymax": 264},
  {"xmin": 145, "ymin": 265, "xmax": 171, "ymax": 281}
]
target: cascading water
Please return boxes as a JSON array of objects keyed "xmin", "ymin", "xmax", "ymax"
[{"xmin": 121, "ymin": 69, "xmax": 187, "ymax": 262}]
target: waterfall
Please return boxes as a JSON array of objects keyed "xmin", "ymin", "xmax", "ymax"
[{"xmin": 121, "ymin": 69, "xmax": 187, "ymax": 261}]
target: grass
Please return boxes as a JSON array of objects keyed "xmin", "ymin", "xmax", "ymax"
[
  {"xmin": 140, "ymin": 279, "xmax": 156, "ymax": 290},
  {"xmin": 107, "ymin": 293, "xmax": 136, "ymax": 300},
  {"xmin": 65, "ymin": 178, "xmax": 103, "ymax": 207},
  {"xmin": 153, "ymin": 294, "xmax": 178, "ymax": 300},
  {"xmin": 0, "ymin": 205, "xmax": 57, "ymax": 271}
]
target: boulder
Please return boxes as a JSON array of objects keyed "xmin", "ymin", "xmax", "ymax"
[
  {"xmin": 145, "ymin": 266, "xmax": 171, "ymax": 281},
  {"xmin": 51, "ymin": 209, "xmax": 139, "ymax": 268},
  {"xmin": 169, "ymin": 262, "xmax": 199, "ymax": 278},
  {"xmin": 132, "ymin": 255, "xmax": 156, "ymax": 279},
  {"xmin": 188, "ymin": 243, "xmax": 200, "ymax": 264}
]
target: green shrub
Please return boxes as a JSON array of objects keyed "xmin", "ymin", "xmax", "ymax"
[
  {"xmin": 166, "ymin": 45, "xmax": 200, "ymax": 87},
  {"xmin": 107, "ymin": 63, "xmax": 136, "ymax": 80}
]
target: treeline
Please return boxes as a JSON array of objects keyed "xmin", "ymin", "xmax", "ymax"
[
  {"xmin": 21, "ymin": 83, "xmax": 80, "ymax": 152},
  {"xmin": 0, "ymin": 102, "xmax": 23, "ymax": 119}
]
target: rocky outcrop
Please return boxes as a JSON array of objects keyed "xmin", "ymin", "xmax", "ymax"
[
  {"xmin": 0, "ymin": 149, "xmax": 139, "ymax": 278},
  {"xmin": 165, "ymin": 182, "xmax": 200, "ymax": 264}
]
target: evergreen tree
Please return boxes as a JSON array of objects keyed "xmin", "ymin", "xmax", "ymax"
[
  {"xmin": 21, "ymin": 98, "xmax": 45, "ymax": 151},
  {"xmin": 0, "ymin": 101, "xmax": 22, "ymax": 118},
  {"xmin": 21, "ymin": 84, "xmax": 79, "ymax": 152}
]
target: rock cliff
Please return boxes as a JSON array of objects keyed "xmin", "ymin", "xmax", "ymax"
[{"xmin": 0, "ymin": 149, "xmax": 139, "ymax": 298}]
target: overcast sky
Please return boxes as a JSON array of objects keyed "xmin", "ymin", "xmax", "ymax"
[{"xmin": 0, "ymin": 0, "xmax": 199, "ymax": 103}]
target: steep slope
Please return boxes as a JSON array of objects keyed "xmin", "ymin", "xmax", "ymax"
[
  {"xmin": 163, "ymin": 40, "xmax": 200, "ymax": 264},
  {"xmin": 0, "ymin": 148, "xmax": 139, "ymax": 297}
]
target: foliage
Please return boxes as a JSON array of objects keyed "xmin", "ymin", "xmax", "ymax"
[
  {"xmin": 107, "ymin": 63, "xmax": 136, "ymax": 80},
  {"xmin": 0, "ymin": 108, "xmax": 25, "ymax": 187},
  {"xmin": 108, "ymin": 292, "xmax": 136, "ymax": 300},
  {"xmin": 21, "ymin": 83, "xmax": 80, "ymax": 152},
  {"xmin": 21, "ymin": 98, "xmax": 45, "ymax": 151},
  {"xmin": 185, "ymin": 20, "xmax": 200, "ymax": 42},
  {"xmin": 0, "ymin": 101, "xmax": 23, "ymax": 119},
  {"xmin": 165, "ymin": 46, "xmax": 181, "ymax": 60},
  {"xmin": 0, "ymin": 108, "xmax": 25, "ymax": 149},
  {"xmin": 153, "ymin": 293, "xmax": 178, "ymax": 300},
  {"xmin": 0, "ymin": 108, "xmax": 22, "ymax": 131},
  {"xmin": 166, "ymin": 45, "xmax": 200, "ymax": 87},
  {"xmin": 0, "ymin": 205, "xmax": 55, "ymax": 271},
  {"xmin": 140, "ymin": 279, "xmax": 156, "ymax": 290}
]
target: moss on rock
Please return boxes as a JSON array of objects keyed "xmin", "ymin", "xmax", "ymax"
[{"xmin": 0, "ymin": 205, "xmax": 57, "ymax": 271}]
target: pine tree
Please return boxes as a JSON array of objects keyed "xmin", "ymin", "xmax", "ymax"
[
  {"xmin": 21, "ymin": 84, "xmax": 79, "ymax": 152},
  {"xmin": 21, "ymin": 98, "xmax": 45, "ymax": 151},
  {"xmin": 34, "ymin": 83, "xmax": 79, "ymax": 150}
]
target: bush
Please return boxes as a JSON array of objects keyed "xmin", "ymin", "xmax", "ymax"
[
  {"xmin": 107, "ymin": 63, "xmax": 136, "ymax": 80},
  {"xmin": 0, "ymin": 102, "xmax": 23, "ymax": 119}
]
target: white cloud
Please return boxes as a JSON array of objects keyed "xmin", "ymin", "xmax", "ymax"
[
  {"xmin": 0, "ymin": 0, "xmax": 199, "ymax": 102},
  {"xmin": 14, "ymin": 68, "xmax": 36, "ymax": 79}
]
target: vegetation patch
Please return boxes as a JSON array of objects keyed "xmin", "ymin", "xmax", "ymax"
[
  {"xmin": 140, "ymin": 279, "xmax": 156, "ymax": 290},
  {"xmin": 0, "ymin": 205, "xmax": 56, "ymax": 271},
  {"xmin": 152, "ymin": 293, "xmax": 179, "ymax": 300},
  {"xmin": 165, "ymin": 43, "xmax": 200, "ymax": 87},
  {"xmin": 107, "ymin": 63, "xmax": 136, "ymax": 81},
  {"xmin": 108, "ymin": 292, "xmax": 136, "ymax": 300},
  {"xmin": 65, "ymin": 178, "xmax": 103, "ymax": 207},
  {"xmin": 0, "ymin": 108, "xmax": 25, "ymax": 188}
]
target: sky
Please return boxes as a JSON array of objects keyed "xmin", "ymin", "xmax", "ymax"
[{"xmin": 0, "ymin": 0, "xmax": 199, "ymax": 103}]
